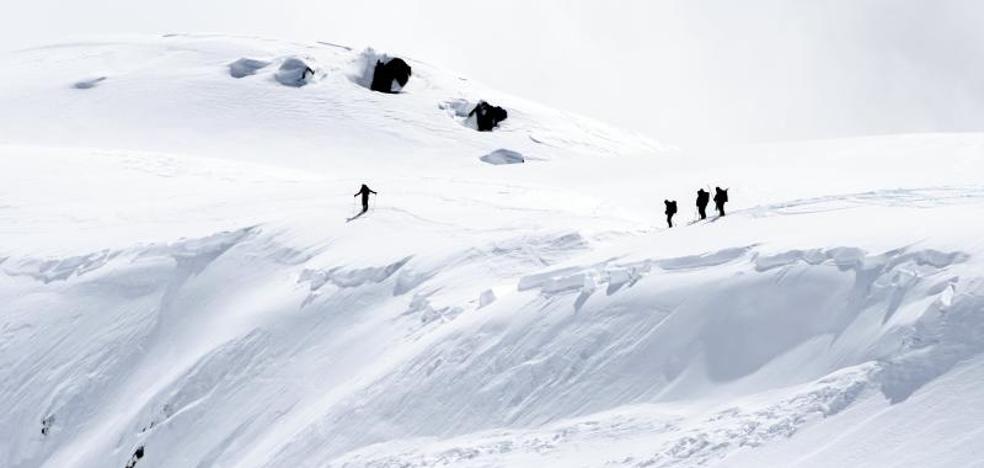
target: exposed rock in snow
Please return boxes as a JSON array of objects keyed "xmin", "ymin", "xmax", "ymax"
[
  {"xmin": 441, "ymin": 99, "xmax": 508, "ymax": 132},
  {"xmin": 1, "ymin": 34, "xmax": 983, "ymax": 468},
  {"xmin": 370, "ymin": 57, "xmax": 411, "ymax": 93},
  {"xmin": 349, "ymin": 47, "xmax": 410, "ymax": 93}
]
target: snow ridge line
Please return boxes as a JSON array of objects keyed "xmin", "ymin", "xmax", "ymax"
[{"xmin": 0, "ymin": 227, "xmax": 258, "ymax": 284}]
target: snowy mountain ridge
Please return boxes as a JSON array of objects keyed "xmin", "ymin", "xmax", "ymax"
[{"xmin": 1, "ymin": 34, "xmax": 983, "ymax": 468}]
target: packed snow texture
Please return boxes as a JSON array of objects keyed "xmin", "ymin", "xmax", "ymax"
[{"xmin": 1, "ymin": 34, "xmax": 983, "ymax": 468}]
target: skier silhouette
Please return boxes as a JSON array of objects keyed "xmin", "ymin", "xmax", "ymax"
[
  {"xmin": 714, "ymin": 187, "xmax": 728, "ymax": 217},
  {"xmin": 696, "ymin": 189, "xmax": 710, "ymax": 220},
  {"xmin": 664, "ymin": 200, "xmax": 678, "ymax": 228},
  {"xmin": 354, "ymin": 184, "xmax": 376, "ymax": 214}
]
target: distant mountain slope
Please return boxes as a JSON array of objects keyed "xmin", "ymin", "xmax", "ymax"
[
  {"xmin": 0, "ymin": 34, "xmax": 665, "ymax": 173},
  {"xmin": 1, "ymin": 35, "xmax": 982, "ymax": 468}
]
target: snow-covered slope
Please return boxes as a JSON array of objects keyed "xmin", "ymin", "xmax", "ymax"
[{"xmin": 1, "ymin": 35, "xmax": 983, "ymax": 468}]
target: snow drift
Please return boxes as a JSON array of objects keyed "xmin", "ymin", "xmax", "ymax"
[
  {"xmin": 274, "ymin": 57, "xmax": 316, "ymax": 87},
  {"xmin": 72, "ymin": 76, "xmax": 107, "ymax": 89},
  {"xmin": 1, "ymin": 34, "xmax": 982, "ymax": 468},
  {"xmin": 480, "ymin": 149, "xmax": 524, "ymax": 165},
  {"xmin": 229, "ymin": 58, "xmax": 270, "ymax": 78}
]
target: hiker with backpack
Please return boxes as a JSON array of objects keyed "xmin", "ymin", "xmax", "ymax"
[
  {"xmin": 696, "ymin": 189, "xmax": 710, "ymax": 220},
  {"xmin": 714, "ymin": 187, "xmax": 728, "ymax": 217},
  {"xmin": 664, "ymin": 200, "xmax": 678, "ymax": 228}
]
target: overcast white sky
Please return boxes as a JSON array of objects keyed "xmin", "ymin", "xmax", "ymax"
[{"xmin": 3, "ymin": 0, "xmax": 982, "ymax": 144}]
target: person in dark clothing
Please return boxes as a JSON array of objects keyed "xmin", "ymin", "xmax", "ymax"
[
  {"xmin": 354, "ymin": 184, "xmax": 377, "ymax": 213},
  {"xmin": 696, "ymin": 189, "xmax": 710, "ymax": 220},
  {"xmin": 664, "ymin": 200, "xmax": 678, "ymax": 228},
  {"xmin": 714, "ymin": 187, "xmax": 728, "ymax": 217}
]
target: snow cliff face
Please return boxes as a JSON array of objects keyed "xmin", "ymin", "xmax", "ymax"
[{"xmin": 1, "ymin": 34, "xmax": 983, "ymax": 468}]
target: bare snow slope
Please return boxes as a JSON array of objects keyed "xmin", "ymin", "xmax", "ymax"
[{"xmin": 1, "ymin": 35, "xmax": 983, "ymax": 468}]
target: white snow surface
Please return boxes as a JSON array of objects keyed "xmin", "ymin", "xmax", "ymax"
[{"xmin": 1, "ymin": 34, "xmax": 983, "ymax": 468}]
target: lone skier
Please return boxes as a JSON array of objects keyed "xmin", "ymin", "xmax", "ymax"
[
  {"xmin": 354, "ymin": 184, "xmax": 376, "ymax": 214},
  {"xmin": 696, "ymin": 189, "xmax": 710, "ymax": 220},
  {"xmin": 664, "ymin": 199, "xmax": 678, "ymax": 228},
  {"xmin": 714, "ymin": 187, "xmax": 728, "ymax": 217}
]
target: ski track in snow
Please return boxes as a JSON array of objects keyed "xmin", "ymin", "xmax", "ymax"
[{"xmin": 1, "ymin": 34, "xmax": 984, "ymax": 468}]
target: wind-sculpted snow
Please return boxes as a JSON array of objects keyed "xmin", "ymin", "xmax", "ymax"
[
  {"xmin": 2, "ymin": 249, "xmax": 119, "ymax": 283},
  {"xmin": 229, "ymin": 58, "xmax": 270, "ymax": 78},
  {"xmin": 879, "ymin": 282, "xmax": 984, "ymax": 403},
  {"xmin": 271, "ymin": 242, "xmax": 979, "ymax": 467},
  {"xmin": 3, "ymin": 188, "xmax": 984, "ymax": 467},
  {"xmin": 274, "ymin": 57, "xmax": 316, "ymax": 87},
  {"xmin": 2, "ymin": 35, "xmax": 984, "ymax": 468},
  {"xmin": 299, "ymin": 256, "xmax": 412, "ymax": 291},
  {"xmin": 480, "ymin": 149, "xmax": 525, "ymax": 165},
  {"xmin": 331, "ymin": 364, "xmax": 879, "ymax": 468},
  {"xmin": 0, "ymin": 229, "xmax": 259, "ymax": 467},
  {"xmin": 72, "ymin": 76, "xmax": 107, "ymax": 89},
  {"xmin": 347, "ymin": 47, "xmax": 393, "ymax": 90},
  {"xmin": 439, "ymin": 98, "xmax": 476, "ymax": 123},
  {"xmin": 268, "ymin": 243, "xmax": 972, "ymax": 462}
]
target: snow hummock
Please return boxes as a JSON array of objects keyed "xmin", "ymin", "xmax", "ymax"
[
  {"xmin": 479, "ymin": 289, "xmax": 497, "ymax": 308},
  {"xmin": 274, "ymin": 57, "xmax": 315, "ymax": 87},
  {"xmin": 480, "ymin": 148, "xmax": 524, "ymax": 165},
  {"xmin": 72, "ymin": 76, "xmax": 107, "ymax": 89},
  {"xmin": 441, "ymin": 98, "xmax": 481, "ymax": 130},
  {"xmin": 1, "ymin": 34, "xmax": 983, "ymax": 468},
  {"xmin": 228, "ymin": 57, "xmax": 270, "ymax": 78}
]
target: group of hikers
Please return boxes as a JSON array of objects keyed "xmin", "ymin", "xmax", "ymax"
[
  {"xmin": 355, "ymin": 184, "xmax": 729, "ymax": 230},
  {"xmin": 664, "ymin": 186, "xmax": 729, "ymax": 228}
]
